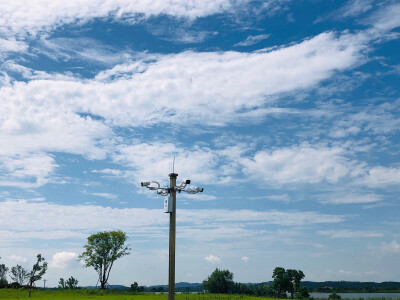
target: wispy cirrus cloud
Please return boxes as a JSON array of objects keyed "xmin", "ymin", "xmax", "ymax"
[
  {"xmin": 317, "ymin": 229, "xmax": 383, "ymax": 238},
  {"xmin": 234, "ymin": 34, "xmax": 270, "ymax": 47},
  {"xmin": 36, "ymin": 37, "xmax": 132, "ymax": 66},
  {"xmin": 84, "ymin": 192, "xmax": 118, "ymax": 200},
  {"xmin": 315, "ymin": 0, "xmax": 375, "ymax": 23},
  {"xmin": 0, "ymin": 200, "xmax": 345, "ymax": 244},
  {"xmin": 319, "ymin": 192, "xmax": 383, "ymax": 205},
  {"xmin": 0, "ymin": 0, "xmax": 291, "ymax": 38}
]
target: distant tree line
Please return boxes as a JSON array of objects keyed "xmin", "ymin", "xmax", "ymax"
[
  {"xmin": 302, "ymin": 281, "xmax": 400, "ymax": 293},
  {"xmin": 203, "ymin": 267, "xmax": 310, "ymax": 299}
]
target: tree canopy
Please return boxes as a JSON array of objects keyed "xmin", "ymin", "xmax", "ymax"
[
  {"xmin": 203, "ymin": 268, "xmax": 234, "ymax": 294},
  {"xmin": 79, "ymin": 230, "xmax": 131, "ymax": 289},
  {"xmin": 0, "ymin": 257, "xmax": 8, "ymax": 282},
  {"xmin": 272, "ymin": 267, "xmax": 305, "ymax": 298},
  {"xmin": 27, "ymin": 254, "xmax": 48, "ymax": 297},
  {"xmin": 59, "ymin": 276, "xmax": 79, "ymax": 289},
  {"xmin": 10, "ymin": 264, "xmax": 28, "ymax": 285}
]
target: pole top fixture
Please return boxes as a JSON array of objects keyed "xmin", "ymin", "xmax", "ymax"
[{"xmin": 169, "ymin": 173, "xmax": 178, "ymax": 179}]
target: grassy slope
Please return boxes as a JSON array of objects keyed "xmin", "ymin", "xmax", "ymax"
[{"xmin": 0, "ymin": 290, "xmax": 275, "ymax": 300}]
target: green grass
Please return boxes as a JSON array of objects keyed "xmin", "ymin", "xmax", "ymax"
[{"xmin": 0, "ymin": 289, "xmax": 277, "ymax": 300}]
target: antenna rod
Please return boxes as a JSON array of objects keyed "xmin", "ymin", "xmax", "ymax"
[{"xmin": 173, "ymin": 155, "xmax": 175, "ymax": 173}]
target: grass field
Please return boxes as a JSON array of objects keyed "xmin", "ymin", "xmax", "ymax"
[{"xmin": 0, "ymin": 290, "xmax": 275, "ymax": 300}]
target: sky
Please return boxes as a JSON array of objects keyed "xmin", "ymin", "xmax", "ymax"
[{"xmin": 0, "ymin": 0, "xmax": 399, "ymax": 288}]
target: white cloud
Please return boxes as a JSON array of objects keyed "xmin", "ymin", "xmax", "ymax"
[
  {"xmin": 340, "ymin": 0, "xmax": 374, "ymax": 18},
  {"xmin": 0, "ymin": 154, "xmax": 58, "ymax": 188},
  {"xmin": 241, "ymin": 256, "xmax": 249, "ymax": 262},
  {"xmin": 234, "ymin": 34, "xmax": 270, "ymax": 47},
  {"xmin": 0, "ymin": 0, "xmax": 234, "ymax": 38},
  {"xmin": 113, "ymin": 142, "xmax": 220, "ymax": 184},
  {"xmin": 265, "ymin": 194, "xmax": 290, "ymax": 202},
  {"xmin": 0, "ymin": 200, "xmax": 344, "ymax": 243},
  {"xmin": 86, "ymin": 192, "xmax": 118, "ymax": 200},
  {"xmin": 205, "ymin": 254, "xmax": 222, "ymax": 264},
  {"xmin": 91, "ymin": 169, "xmax": 124, "ymax": 176},
  {"xmin": 365, "ymin": 3, "xmax": 400, "ymax": 32},
  {"xmin": 38, "ymin": 37, "xmax": 132, "ymax": 65},
  {"xmin": 3, "ymin": 31, "xmax": 366, "ymax": 126},
  {"xmin": 0, "ymin": 30, "xmax": 367, "ymax": 188},
  {"xmin": 357, "ymin": 167, "xmax": 400, "ymax": 187},
  {"xmin": 317, "ymin": 230, "xmax": 383, "ymax": 238},
  {"xmin": 179, "ymin": 194, "xmax": 217, "ymax": 202},
  {"xmin": 320, "ymin": 193, "xmax": 383, "ymax": 204},
  {"xmin": 50, "ymin": 251, "xmax": 78, "ymax": 268},
  {"xmin": 0, "ymin": 38, "xmax": 27, "ymax": 53},
  {"xmin": 0, "ymin": 0, "xmax": 298, "ymax": 39},
  {"xmin": 379, "ymin": 240, "xmax": 400, "ymax": 255},
  {"xmin": 0, "ymin": 85, "xmax": 112, "ymax": 160},
  {"xmin": 9, "ymin": 254, "xmax": 28, "ymax": 263},
  {"xmin": 241, "ymin": 144, "xmax": 354, "ymax": 184}
]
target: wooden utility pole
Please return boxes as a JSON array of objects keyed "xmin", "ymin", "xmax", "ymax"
[{"xmin": 168, "ymin": 173, "xmax": 177, "ymax": 300}]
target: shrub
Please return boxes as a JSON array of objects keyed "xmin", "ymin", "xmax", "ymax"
[{"xmin": 329, "ymin": 292, "xmax": 341, "ymax": 299}]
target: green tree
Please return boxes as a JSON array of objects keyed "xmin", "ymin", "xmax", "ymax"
[
  {"xmin": 203, "ymin": 268, "xmax": 234, "ymax": 294},
  {"xmin": 272, "ymin": 267, "xmax": 290, "ymax": 298},
  {"xmin": 27, "ymin": 254, "xmax": 48, "ymax": 297},
  {"xmin": 58, "ymin": 278, "xmax": 66, "ymax": 289},
  {"xmin": 0, "ymin": 257, "xmax": 8, "ymax": 282},
  {"xmin": 59, "ymin": 276, "xmax": 78, "ymax": 289},
  {"xmin": 287, "ymin": 269, "xmax": 305, "ymax": 298},
  {"xmin": 66, "ymin": 276, "xmax": 79, "ymax": 289},
  {"xmin": 131, "ymin": 281, "xmax": 139, "ymax": 292},
  {"xmin": 295, "ymin": 286, "xmax": 310, "ymax": 299},
  {"xmin": 10, "ymin": 264, "xmax": 29, "ymax": 285},
  {"xmin": 79, "ymin": 230, "xmax": 131, "ymax": 289}
]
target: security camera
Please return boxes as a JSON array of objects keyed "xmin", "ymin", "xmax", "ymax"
[
  {"xmin": 185, "ymin": 188, "xmax": 197, "ymax": 194},
  {"xmin": 141, "ymin": 182, "xmax": 150, "ymax": 187},
  {"xmin": 194, "ymin": 186, "xmax": 204, "ymax": 192}
]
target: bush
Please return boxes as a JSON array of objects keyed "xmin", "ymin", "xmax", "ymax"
[
  {"xmin": 296, "ymin": 286, "xmax": 310, "ymax": 299},
  {"xmin": 329, "ymin": 292, "xmax": 341, "ymax": 299},
  {"xmin": 0, "ymin": 278, "xmax": 8, "ymax": 288}
]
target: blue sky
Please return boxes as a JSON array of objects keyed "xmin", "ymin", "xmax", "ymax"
[{"xmin": 0, "ymin": 0, "xmax": 399, "ymax": 288}]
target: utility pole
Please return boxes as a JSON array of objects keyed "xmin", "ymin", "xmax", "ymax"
[
  {"xmin": 141, "ymin": 173, "xmax": 203, "ymax": 300},
  {"xmin": 168, "ymin": 173, "xmax": 177, "ymax": 300},
  {"xmin": 43, "ymin": 279, "xmax": 47, "ymax": 289}
]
